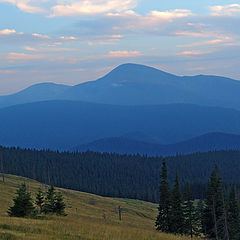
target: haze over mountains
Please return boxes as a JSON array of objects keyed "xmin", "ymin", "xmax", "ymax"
[
  {"xmin": 1, "ymin": 63, "xmax": 240, "ymax": 109},
  {"xmin": 0, "ymin": 63, "xmax": 240, "ymax": 154},
  {"xmin": 75, "ymin": 132, "xmax": 240, "ymax": 156},
  {"xmin": 1, "ymin": 101, "xmax": 240, "ymax": 150}
]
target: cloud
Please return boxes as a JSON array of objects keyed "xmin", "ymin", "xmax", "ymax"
[
  {"xmin": 24, "ymin": 46, "xmax": 37, "ymax": 51},
  {"xmin": 210, "ymin": 4, "xmax": 240, "ymax": 16},
  {"xmin": 0, "ymin": 29, "xmax": 16, "ymax": 35},
  {"xmin": 0, "ymin": 0, "xmax": 139, "ymax": 16},
  {"xmin": 32, "ymin": 33, "xmax": 51, "ymax": 39},
  {"xmin": 50, "ymin": 0, "xmax": 138, "ymax": 17},
  {"xmin": 178, "ymin": 50, "xmax": 209, "ymax": 56},
  {"xmin": 7, "ymin": 52, "xmax": 44, "ymax": 61},
  {"xmin": 59, "ymin": 36, "xmax": 77, "ymax": 40},
  {"xmin": 107, "ymin": 50, "xmax": 142, "ymax": 58},
  {"xmin": 0, "ymin": 70, "xmax": 17, "ymax": 74},
  {"xmin": 150, "ymin": 9, "xmax": 192, "ymax": 20},
  {"xmin": 0, "ymin": 0, "xmax": 45, "ymax": 13}
]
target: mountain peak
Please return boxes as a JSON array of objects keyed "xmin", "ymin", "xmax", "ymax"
[
  {"xmin": 100, "ymin": 63, "xmax": 177, "ymax": 84},
  {"xmin": 111, "ymin": 63, "xmax": 172, "ymax": 75}
]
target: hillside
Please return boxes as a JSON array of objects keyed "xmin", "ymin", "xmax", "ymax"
[
  {"xmin": 0, "ymin": 174, "xmax": 197, "ymax": 240},
  {"xmin": 1, "ymin": 146, "xmax": 240, "ymax": 202},
  {"xmin": 1, "ymin": 101, "xmax": 240, "ymax": 149},
  {"xmin": 75, "ymin": 132, "xmax": 240, "ymax": 156},
  {"xmin": 1, "ymin": 63, "xmax": 240, "ymax": 110}
]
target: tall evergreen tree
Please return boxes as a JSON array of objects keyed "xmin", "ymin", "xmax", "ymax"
[
  {"xmin": 228, "ymin": 184, "xmax": 240, "ymax": 240},
  {"xmin": 35, "ymin": 188, "xmax": 44, "ymax": 214},
  {"xmin": 54, "ymin": 192, "xmax": 66, "ymax": 216},
  {"xmin": 155, "ymin": 161, "xmax": 171, "ymax": 232},
  {"xmin": 183, "ymin": 182, "xmax": 196, "ymax": 238},
  {"xmin": 203, "ymin": 165, "xmax": 227, "ymax": 240},
  {"xmin": 8, "ymin": 183, "xmax": 35, "ymax": 217},
  {"xmin": 195, "ymin": 199, "xmax": 206, "ymax": 236},
  {"xmin": 43, "ymin": 185, "xmax": 56, "ymax": 214},
  {"xmin": 169, "ymin": 173, "xmax": 184, "ymax": 234}
]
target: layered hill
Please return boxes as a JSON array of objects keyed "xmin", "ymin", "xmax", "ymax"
[
  {"xmin": 75, "ymin": 132, "xmax": 240, "ymax": 156},
  {"xmin": 1, "ymin": 63, "xmax": 240, "ymax": 109},
  {"xmin": 0, "ymin": 83, "xmax": 70, "ymax": 108},
  {"xmin": 1, "ymin": 101, "xmax": 240, "ymax": 149}
]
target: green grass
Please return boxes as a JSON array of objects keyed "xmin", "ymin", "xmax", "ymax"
[{"xmin": 0, "ymin": 174, "xmax": 200, "ymax": 240}]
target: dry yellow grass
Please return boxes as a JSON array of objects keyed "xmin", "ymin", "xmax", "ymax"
[{"xmin": 0, "ymin": 174, "xmax": 200, "ymax": 240}]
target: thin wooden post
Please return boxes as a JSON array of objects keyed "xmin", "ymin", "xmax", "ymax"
[{"xmin": 118, "ymin": 206, "xmax": 122, "ymax": 221}]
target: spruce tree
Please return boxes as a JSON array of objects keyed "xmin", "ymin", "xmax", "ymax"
[
  {"xmin": 35, "ymin": 188, "xmax": 44, "ymax": 214},
  {"xmin": 155, "ymin": 161, "xmax": 171, "ymax": 232},
  {"xmin": 195, "ymin": 199, "xmax": 206, "ymax": 236},
  {"xmin": 203, "ymin": 165, "xmax": 227, "ymax": 240},
  {"xmin": 170, "ymin": 173, "xmax": 184, "ymax": 234},
  {"xmin": 43, "ymin": 185, "xmax": 56, "ymax": 214},
  {"xmin": 8, "ymin": 183, "xmax": 35, "ymax": 217},
  {"xmin": 183, "ymin": 182, "xmax": 196, "ymax": 238},
  {"xmin": 54, "ymin": 192, "xmax": 66, "ymax": 216},
  {"xmin": 228, "ymin": 184, "xmax": 240, "ymax": 240}
]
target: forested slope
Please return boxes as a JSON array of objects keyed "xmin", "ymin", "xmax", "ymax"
[{"xmin": 1, "ymin": 146, "xmax": 240, "ymax": 202}]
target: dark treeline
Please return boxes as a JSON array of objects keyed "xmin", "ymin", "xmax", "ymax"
[
  {"xmin": 0, "ymin": 146, "xmax": 240, "ymax": 202},
  {"xmin": 156, "ymin": 162, "xmax": 240, "ymax": 239}
]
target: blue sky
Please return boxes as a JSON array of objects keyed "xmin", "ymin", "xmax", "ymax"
[{"xmin": 0, "ymin": 0, "xmax": 240, "ymax": 94}]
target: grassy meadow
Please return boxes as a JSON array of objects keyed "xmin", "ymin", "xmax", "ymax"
[{"xmin": 0, "ymin": 174, "xmax": 200, "ymax": 240}]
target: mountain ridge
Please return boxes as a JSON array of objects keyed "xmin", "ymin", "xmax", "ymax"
[
  {"xmin": 74, "ymin": 132, "xmax": 240, "ymax": 156},
  {"xmin": 0, "ymin": 100, "xmax": 240, "ymax": 150},
  {"xmin": 1, "ymin": 63, "xmax": 240, "ymax": 109}
]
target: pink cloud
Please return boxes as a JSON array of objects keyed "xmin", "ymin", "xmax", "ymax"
[
  {"xmin": 50, "ymin": 0, "xmax": 138, "ymax": 17},
  {"xmin": 210, "ymin": 4, "xmax": 240, "ymax": 16},
  {"xmin": 0, "ymin": 70, "xmax": 17, "ymax": 74},
  {"xmin": 178, "ymin": 50, "xmax": 209, "ymax": 56},
  {"xmin": 107, "ymin": 50, "xmax": 142, "ymax": 58},
  {"xmin": 7, "ymin": 53, "xmax": 44, "ymax": 61},
  {"xmin": 0, "ymin": 29, "xmax": 16, "ymax": 35},
  {"xmin": 32, "ymin": 33, "xmax": 51, "ymax": 39},
  {"xmin": 24, "ymin": 46, "xmax": 37, "ymax": 51}
]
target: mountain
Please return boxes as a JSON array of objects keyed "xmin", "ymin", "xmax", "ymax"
[
  {"xmin": 74, "ymin": 132, "xmax": 240, "ymax": 156},
  {"xmin": 0, "ymin": 83, "xmax": 70, "ymax": 108},
  {"xmin": 1, "ymin": 63, "xmax": 240, "ymax": 109},
  {"xmin": 1, "ymin": 100, "xmax": 240, "ymax": 150},
  {"xmin": 62, "ymin": 64, "xmax": 240, "ymax": 108}
]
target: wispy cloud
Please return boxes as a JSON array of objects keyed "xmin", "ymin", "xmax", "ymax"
[
  {"xmin": 178, "ymin": 50, "xmax": 209, "ymax": 56},
  {"xmin": 7, "ymin": 52, "xmax": 44, "ymax": 61},
  {"xmin": 32, "ymin": 33, "xmax": 51, "ymax": 39},
  {"xmin": 59, "ymin": 36, "xmax": 77, "ymax": 40},
  {"xmin": 210, "ymin": 4, "xmax": 240, "ymax": 16},
  {"xmin": 0, "ymin": 70, "xmax": 17, "ymax": 74},
  {"xmin": 24, "ymin": 46, "xmax": 37, "ymax": 51},
  {"xmin": 107, "ymin": 50, "xmax": 142, "ymax": 58}
]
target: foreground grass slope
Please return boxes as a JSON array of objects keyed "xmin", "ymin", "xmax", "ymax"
[{"xmin": 0, "ymin": 175, "xmax": 198, "ymax": 240}]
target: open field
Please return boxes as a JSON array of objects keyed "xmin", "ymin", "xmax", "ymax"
[{"xmin": 0, "ymin": 174, "xmax": 200, "ymax": 240}]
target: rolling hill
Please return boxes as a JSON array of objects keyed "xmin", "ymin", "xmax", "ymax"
[
  {"xmin": 1, "ymin": 101, "xmax": 240, "ymax": 149},
  {"xmin": 1, "ymin": 63, "xmax": 240, "ymax": 109},
  {"xmin": 74, "ymin": 132, "xmax": 240, "ymax": 156},
  {"xmin": 1, "ymin": 174, "xmax": 196, "ymax": 240}
]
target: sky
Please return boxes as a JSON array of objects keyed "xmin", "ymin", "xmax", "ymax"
[{"xmin": 0, "ymin": 0, "xmax": 240, "ymax": 94}]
